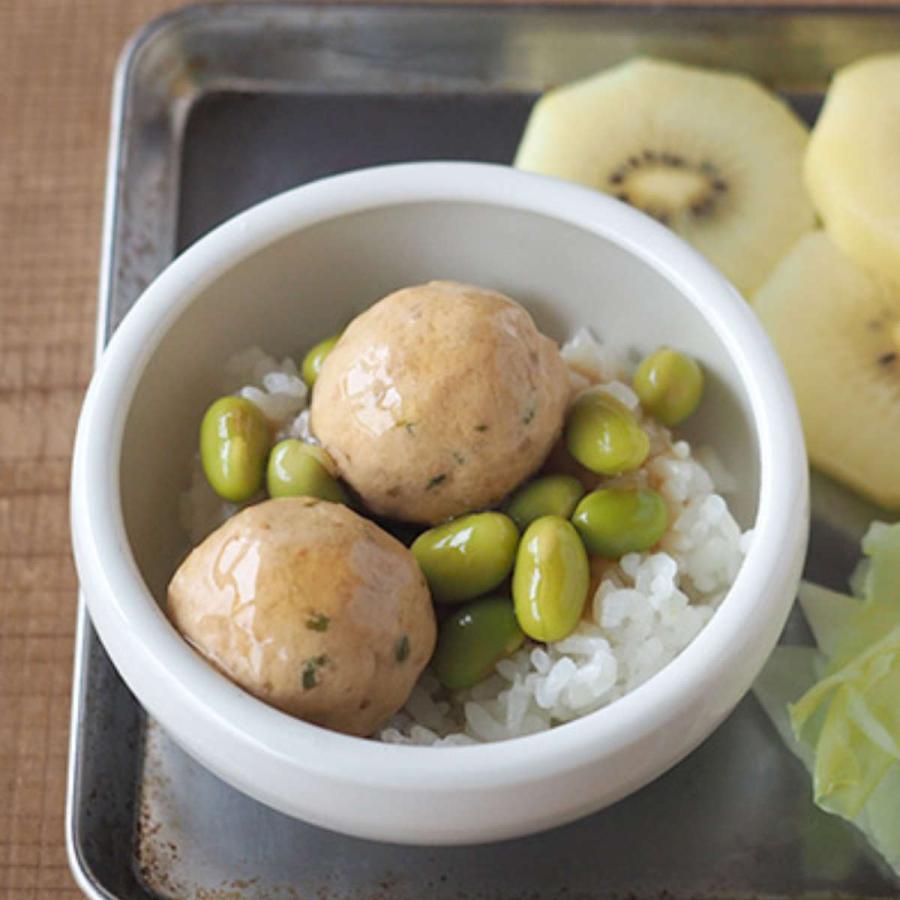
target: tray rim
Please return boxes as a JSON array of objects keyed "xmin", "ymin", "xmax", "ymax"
[
  {"xmin": 65, "ymin": 2, "xmax": 900, "ymax": 897},
  {"xmin": 65, "ymin": 0, "xmax": 138, "ymax": 886}
]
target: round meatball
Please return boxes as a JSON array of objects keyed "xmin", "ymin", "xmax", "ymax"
[
  {"xmin": 167, "ymin": 497, "xmax": 436, "ymax": 736},
  {"xmin": 311, "ymin": 281, "xmax": 571, "ymax": 524}
]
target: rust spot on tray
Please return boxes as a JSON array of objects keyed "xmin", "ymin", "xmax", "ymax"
[{"xmin": 168, "ymin": 54, "xmax": 210, "ymax": 102}]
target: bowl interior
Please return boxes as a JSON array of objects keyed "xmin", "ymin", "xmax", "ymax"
[{"xmin": 120, "ymin": 200, "xmax": 760, "ymax": 603}]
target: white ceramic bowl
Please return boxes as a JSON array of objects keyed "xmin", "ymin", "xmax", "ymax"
[{"xmin": 71, "ymin": 162, "xmax": 808, "ymax": 845}]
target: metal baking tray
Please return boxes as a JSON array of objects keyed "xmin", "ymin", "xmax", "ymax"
[{"xmin": 67, "ymin": 4, "xmax": 900, "ymax": 898}]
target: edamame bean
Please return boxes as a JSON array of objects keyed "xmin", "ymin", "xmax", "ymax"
[
  {"xmin": 572, "ymin": 488, "xmax": 669, "ymax": 559},
  {"xmin": 411, "ymin": 512, "xmax": 519, "ymax": 604},
  {"xmin": 633, "ymin": 347, "xmax": 704, "ymax": 427},
  {"xmin": 505, "ymin": 475, "xmax": 585, "ymax": 531},
  {"xmin": 564, "ymin": 389, "xmax": 649, "ymax": 475},
  {"xmin": 301, "ymin": 333, "xmax": 340, "ymax": 388},
  {"xmin": 433, "ymin": 596, "xmax": 525, "ymax": 690},
  {"xmin": 266, "ymin": 439, "xmax": 347, "ymax": 503},
  {"xmin": 200, "ymin": 396, "xmax": 271, "ymax": 502},
  {"xmin": 512, "ymin": 516, "xmax": 589, "ymax": 642}
]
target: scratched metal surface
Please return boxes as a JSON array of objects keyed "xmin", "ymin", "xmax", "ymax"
[{"xmin": 67, "ymin": 4, "xmax": 900, "ymax": 898}]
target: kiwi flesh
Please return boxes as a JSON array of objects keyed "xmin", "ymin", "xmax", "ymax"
[
  {"xmin": 754, "ymin": 231, "xmax": 900, "ymax": 511},
  {"xmin": 515, "ymin": 58, "xmax": 816, "ymax": 296}
]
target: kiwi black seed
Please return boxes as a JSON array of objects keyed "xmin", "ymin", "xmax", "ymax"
[
  {"xmin": 868, "ymin": 314, "xmax": 900, "ymax": 370},
  {"xmin": 606, "ymin": 153, "xmax": 729, "ymax": 224}
]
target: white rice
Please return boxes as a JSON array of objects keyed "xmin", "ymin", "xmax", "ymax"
[{"xmin": 180, "ymin": 328, "xmax": 751, "ymax": 745}]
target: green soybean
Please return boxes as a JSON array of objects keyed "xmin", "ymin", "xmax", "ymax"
[
  {"xmin": 301, "ymin": 333, "xmax": 340, "ymax": 388},
  {"xmin": 266, "ymin": 439, "xmax": 347, "ymax": 503},
  {"xmin": 572, "ymin": 488, "xmax": 669, "ymax": 559},
  {"xmin": 512, "ymin": 516, "xmax": 589, "ymax": 642},
  {"xmin": 200, "ymin": 396, "xmax": 271, "ymax": 502},
  {"xmin": 633, "ymin": 347, "xmax": 704, "ymax": 427},
  {"xmin": 506, "ymin": 475, "xmax": 585, "ymax": 530},
  {"xmin": 433, "ymin": 596, "xmax": 525, "ymax": 690},
  {"xmin": 564, "ymin": 389, "xmax": 649, "ymax": 476},
  {"xmin": 411, "ymin": 512, "xmax": 519, "ymax": 604}
]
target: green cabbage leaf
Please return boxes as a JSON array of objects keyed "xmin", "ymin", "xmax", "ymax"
[{"xmin": 753, "ymin": 521, "xmax": 900, "ymax": 878}]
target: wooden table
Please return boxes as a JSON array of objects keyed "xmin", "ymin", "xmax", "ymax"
[
  {"xmin": 0, "ymin": 1, "xmax": 889, "ymax": 897},
  {"xmin": 1, "ymin": 5, "xmax": 212, "ymax": 895}
]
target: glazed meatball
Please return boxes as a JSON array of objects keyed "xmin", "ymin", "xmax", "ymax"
[
  {"xmin": 167, "ymin": 497, "xmax": 436, "ymax": 736},
  {"xmin": 311, "ymin": 281, "xmax": 571, "ymax": 524}
]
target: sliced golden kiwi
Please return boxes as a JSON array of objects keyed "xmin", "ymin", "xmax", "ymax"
[
  {"xmin": 754, "ymin": 231, "xmax": 900, "ymax": 510},
  {"xmin": 515, "ymin": 58, "xmax": 815, "ymax": 296},
  {"xmin": 805, "ymin": 53, "xmax": 900, "ymax": 283}
]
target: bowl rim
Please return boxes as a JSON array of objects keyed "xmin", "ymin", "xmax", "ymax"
[{"xmin": 71, "ymin": 160, "xmax": 808, "ymax": 791}]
